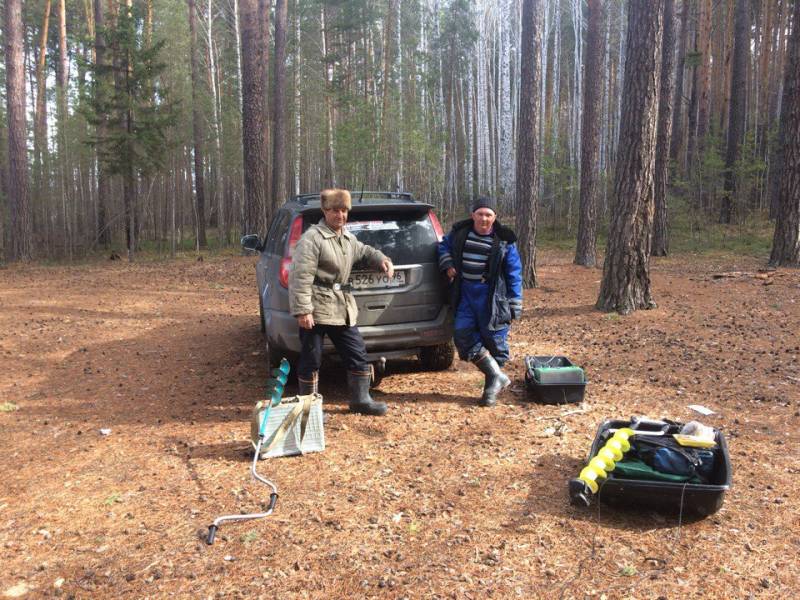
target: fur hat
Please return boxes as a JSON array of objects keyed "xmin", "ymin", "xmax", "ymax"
[
  {"xmin": 471, "ymin": 195, "xmax": 497, "ymax": 214},
  {"xmin": 320, "ymin": 188, "xmax": 352, "ymax": 211}
]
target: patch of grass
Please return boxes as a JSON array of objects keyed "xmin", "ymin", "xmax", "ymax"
[
  {"xmin": 241, "ymin": 530, "xmax": 259, "ymax": 544},
  {"xmin": 103, "ymin": 492, "xmax": 123, "ymax": 506},
  {"xmin": 531, "ymin": 194, "xmax": 774, "ymax": 259},
  {"xmin": 0, "ymin": 402, "xmax": 19, "ymax": 412},
  {"xmin": 619, "ymin": 565, "xmax": 637, "ymax": 577},
  {"xmin": 603, "ymin": 312, "xmax": 620, "ymax": 321}
]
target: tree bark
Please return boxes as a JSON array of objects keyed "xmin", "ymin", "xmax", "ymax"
[
  {"xmin": 695, "ymin": 0, "xmax": 712, "ymax": 159},
  {"xmin": 597, "ymin": 1, "xmax": 664, "ymax": 314},
  {"xmin": 380, "ymin": 0, "xmax": 398, "ymax": 187},
  {"xmin": 260, "ymin": 0, "xmax": 272, "ymax": 224},
  {"xmin": 93, "ymin": 0, "xmax": 111, "ymax": 246},
  {"xmin": 652, "ymin": 0, "xmax": 677, "ymax": 256},
  {"xmin": 768, "ymin": 0, "xmax": 800, "ymax": 266},
  {"xmin": 34, "ymin": 0, "xmax": 52, "ymax": 194},
  {"xmin": 239, "ymin": 0, "xmax": 268, "ymax": 235},
  {"xmin": 669, "ymin": 0, "xmax": 689, "ymax": 172},
  {"xmin": 686, "ymin": 4, "xmax": 700, "ymax": 170},
  {"xmin": 574, "ymin": 0, "xmax": 606, "ymax": 267},
  {"xmin": 57, "ymin": 0, "xmax": 71, "ymax": 258},
  {"xmin": 187, "ymin": 0, "xmax": 207, "ymax": 248},
  {"xmin": 720, "ymin": 0, "xmax": 750, "ymax": 225},
  {"xmin": 321, "ymin": 5, "xmax": 335, "ymax": 186},
  {"xmin": 271, "ymin": 0, "xmax": 288, "ymax": 211},
  {"xmin": 4, "ymin": 0, "xmax": 32, "ymax": 261},
  {"xmin": 515, "ymin": 0, "xmax": 543, "ymax": 288}
]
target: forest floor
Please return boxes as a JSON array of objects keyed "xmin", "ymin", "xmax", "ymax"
[{"xmin": 1, "ymin": 250, "xmax": 798, "ymax": 599}]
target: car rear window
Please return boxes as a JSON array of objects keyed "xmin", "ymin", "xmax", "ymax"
[{"xmin": 347, "ymin": 211, "xmax": 438, "ymax": 265}]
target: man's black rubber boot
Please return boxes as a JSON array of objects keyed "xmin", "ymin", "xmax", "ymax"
[
  {"xmin": 473, "ymin": 352, "xmax": 511, "ymax": 407},
  {"xmin": 347, "ymin": 371, "xmax": 388, "ymax": 416},
  {"xmin": 298, "ymin": 371, "xmax": 318, "ymax": 395}
]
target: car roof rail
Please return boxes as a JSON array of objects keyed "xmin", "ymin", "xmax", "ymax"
[{"xmin": 291, "ymin": 191, "xmax": 416, "ymax": 205}]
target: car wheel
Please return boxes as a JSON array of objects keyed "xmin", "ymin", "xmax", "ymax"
[
  {"xmin": 264, "ymin": 337, "xmax": 280, "ymax": 370},
  {"xmin": 419, "ymin": 342, "xmax": 455, "ymax": 371},
  {"xmin": 370, "ymin": 362, "xmax": 385, "ymax": 389},
  {"xmin": 259, "ymin": 296, "xmax": 266, "ymax": 334}
]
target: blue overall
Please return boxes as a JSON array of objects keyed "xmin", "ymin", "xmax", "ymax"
[
  {"xmin": 438, "ymin": 219, "xmax": 523, "ymax": 367},
  {"xmin": 454, "ymin": 279, "xmax": 511, "ymax": 365}
]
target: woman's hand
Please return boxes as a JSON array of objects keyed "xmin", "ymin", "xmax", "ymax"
[
  {"xmin": 381, "ymin": 259, "xmax": 394, "ymax": 279},
  {"xmin": 446, "ymin": 267, "xmax": 457, "ymax": 281},
  {"xmin": 297, "ymin": 314, "xmax": 315, "ymax": 329}
]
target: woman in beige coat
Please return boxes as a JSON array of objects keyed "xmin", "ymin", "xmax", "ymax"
[{"xmin": 288, "ymin": 189, "xmax": 394, "ymax": 416}]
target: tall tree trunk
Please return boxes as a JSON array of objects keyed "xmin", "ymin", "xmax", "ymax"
[
  {"xmin": 187, "ymin": 0, "xmax": 207, "ymax": 248},
  {"xmin": 260, "ymin": 0, "xmax": 272, "ymax": 222},
  {"xmin": 669, "ymin": 0, "xmax": 689, "ymax": 172},
  {"xmin": 93, "ymin": 0, "xmax": 111, "ymax": 246},
  {"xmin": 293, "ymin": 0, "xmax": 302, "ymax": 195},
  {"xmin": 652, "ymin": 0, "xmax": 677, "ymax": 256},
  {"xmin": 597, "ymin": 1, "xmax": 664, "ymax": 314},
  {"xmin": 574, "ymin": 0, "xmax": 606, "ymax": 267},
  {"xmin": 768, "ymin": 0, "xmax": 800, "ymax": 266},
  {"xmin": 34, "ymin": 0, "xmax": 52, "ymax": 196},
  {"xmin": 272, "ymin": 0, "xmax": 288, "ymax": 211},
  {"xmin": 686, "ymin": 4, "xmax": 700, "ymax": 171},
  {"xmin": 695, "ymin": 0, "xmax": 712, "ymax": 159},
  {"xmin": 121, "ymin": 1, "xmax": 136, "ymax": 261},
  {"xmin": 4, "ymin": 0, "xmax": 32, "ymax": 261},
  {"xmin": 57, "ymin": 0, "xmax": 71, "ymax": 258},
  {"xmin": 321, "ymin": 6, "xmax": 335, "ymax": 186},
  {"xmin": 515, "ymin": 0, "xmax": 542, "ymax": 288},
  {"xmin": 206, "ymin": 0, "xmax": 224, "ymax": 245},
  {"xmin": 757, "ymin": 0, "xmax": 773, "ymax": 159},
  {"xmin": 239, "ymin": 0, "xmax": 268, "ymax": 235},
  {"xmin": 720, "ymin": 0, "xmax": 750, "ymax": 224},
  {"xmin": 380, "ymin": 0, "xmax": 398, "ymax": 187}
]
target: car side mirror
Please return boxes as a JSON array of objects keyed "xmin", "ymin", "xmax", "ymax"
[{"xmin": 241, "ymin": 234, "xmax": 263, "ymax": 252}]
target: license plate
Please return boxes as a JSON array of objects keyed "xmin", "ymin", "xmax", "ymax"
[{"xmin": 349, "ymin": 270, "xmax": 406, "ymax": 290}]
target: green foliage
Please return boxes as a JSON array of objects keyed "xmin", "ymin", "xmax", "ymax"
[
  {"xmin": 666, "ymin": 193, "xmax": 773, "ymax": 255},
  {"xmin": 80, "ymin": 6, "xmax": 179, "ymax": 179},
  {"xmin": 433, "ymin": 0, "xmax": 478, "ymax": 74}
]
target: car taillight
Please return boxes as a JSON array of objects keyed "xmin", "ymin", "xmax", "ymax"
[
  {"xmin": 428, "ymin": 210, "xmax": 444, "ymax": 241},
  {"xmin": 279, "ymin": 216, "xmax": 304, "ymax": 288}
]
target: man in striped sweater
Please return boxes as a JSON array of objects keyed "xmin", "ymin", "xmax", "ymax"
[{"xmin": 438, "ymin": 196, "xmax": 523, "ymax": 406}]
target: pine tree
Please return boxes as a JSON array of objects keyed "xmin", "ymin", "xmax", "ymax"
[
  {"xmin": 768, "ymin": 0, "xmax": 800, "ymax": 266},
  {"xmin": 4, "ymin": 0, "xmax": 32, "ymax": 261},
  {"xmin": 597, "ymin": 2, "xmax": 664, "ymax": 314},
  {"xmin": 82, "ymin": 5, "xmax": 178, "ymax": 261}
]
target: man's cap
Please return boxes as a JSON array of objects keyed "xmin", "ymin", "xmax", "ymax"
[
  {"xmin": 320, "ymin": 188, "xmax": 352, "ymax": 210},
  {"xmin": 471, "ymin": 196, "xmax": 497, "ymax": 214}
]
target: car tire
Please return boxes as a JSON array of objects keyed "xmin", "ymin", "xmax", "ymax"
[
  {"xmin": 370, "ymin": 362, "xmax": 385, "ymax": 388},
  {"xmin": 259, "ymin": 297, "xmax": 266, "ymax": 334},
  {"xmin": 419, "ymin": 342, "xmax": 455, "ymax": 371},
  {"xmin": 264, "ymin": 337, "xmax": 281, "ymax": 370}
]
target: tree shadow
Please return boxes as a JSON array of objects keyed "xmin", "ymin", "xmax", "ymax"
[
  {"xmin": 29, "ymin": 315, "xmax": 479, "ymax": 431},
  {"xmin": 533, "ymin": 303, "xmax": 598, "ymax": 319}
]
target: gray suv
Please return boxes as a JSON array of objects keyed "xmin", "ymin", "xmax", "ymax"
[{"xmin": 241, "ymin": 192, "xmax": 454, "ymax": 383}]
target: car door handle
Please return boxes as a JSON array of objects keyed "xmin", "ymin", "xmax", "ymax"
[{"xmin": 365, "ymin": 303, "xmax": 387, "ymax": 311}]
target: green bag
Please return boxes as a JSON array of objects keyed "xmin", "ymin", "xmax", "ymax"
[{"xmin": 613, "ymin": 458, "xmax": 701, "ymax": 483}]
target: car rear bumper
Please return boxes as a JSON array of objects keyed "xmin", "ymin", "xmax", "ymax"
[{"xmin": 266, "ymin": 305, "xmax": 453, "ymax": 359}]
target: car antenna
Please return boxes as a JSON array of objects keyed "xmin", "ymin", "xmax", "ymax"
[{"xmin": 358, "ymin": 160, "xmax": 367, "ymax": 204}]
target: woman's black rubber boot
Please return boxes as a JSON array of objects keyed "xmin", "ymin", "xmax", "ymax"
[{"xmin": 347, "ymin": 371, "xmax": 388, "ymax": 416}]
